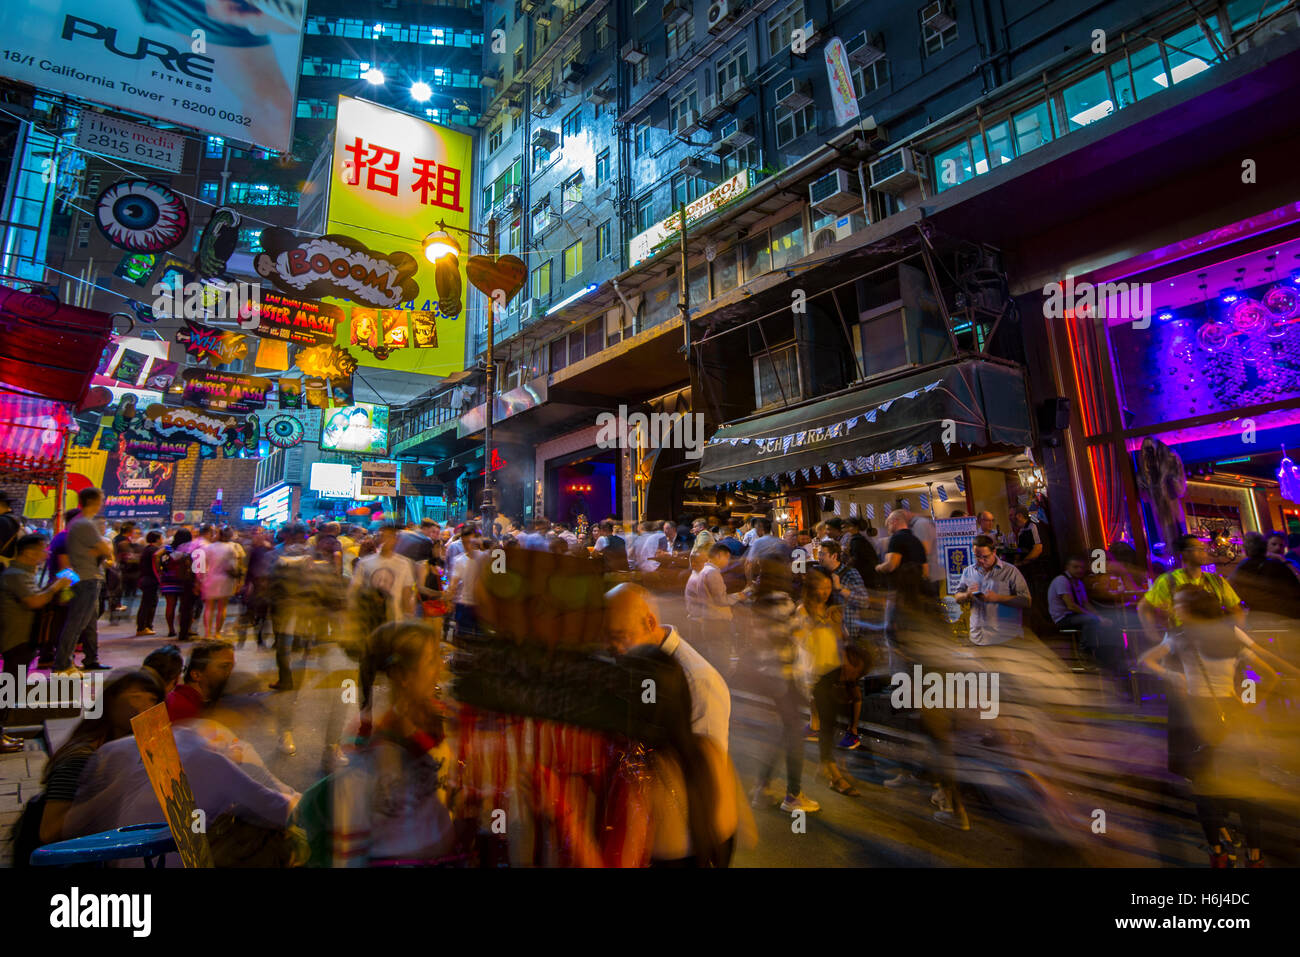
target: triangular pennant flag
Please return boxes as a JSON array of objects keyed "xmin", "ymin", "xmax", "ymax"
[
  {"xmin": 788, "ymin": 471, "xmax": 797, "ymax": 484},
  {"xmin": 800, "ymin": 467, "xmax": 811, "ymax": 480},
  {"xmin": 828, "ymin": 462, "xmax": 839, "ymax": 478},
  {"xmin": 903, "ymin": 389, "xmax": 919, "ymax": 399},
  {"xmin": 740, "ymin": 437, "xmax": 750, "ymax": 444},
  {"xmin": 849, "ymin": 502, "xmax": 859, "ymax": 518},
  {"xmin": 846, "ymin": 416, "xmax": 860, "ymax": 430},
  {"xmin": 729, "ymin": 438, "xmax": 739, "ymax": 446},
  {"xmin": 879, "ymin": 399, "xmax": 894, "ymax": 413},
  {"xmin": 864, "ymin": 503, "xmax": 874, "ymax": 520},
  {"xmin": 924, "ymin": 381, "xmax": 940, "ymax": 392},
  {"xmin": 866, "ymin": 409, "xmax": 877, "ymax": 423},
  {"xmin": 842, "ymin": 459, "xmax": 853, "ymax": 474},
  {"xmin": 833, "ymin": 498, "xmax": 842, "ymax": 516},
  {"xmin": 856, "ymin": 456, "xmax": 869, "ymax": 471},
  {"xmin": 900, "ymin": 497, "xmax": 910, "ymax": 509},
  {"xmin": 813, "ymin": 465, "xmax": 822, "ymax": 479}
]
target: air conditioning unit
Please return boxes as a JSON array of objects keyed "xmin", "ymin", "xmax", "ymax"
[
  {"xmin": 662, "ymin": 0, "xmax": 691, "ymax": 26},
  {"xmin": 520, "ymin": 299, "xmax": 539, "ymax": 324},
  {"xmin": 482, "ymin": 68, "xmax": 504, "ymax": 89},
  {"xmin": 507, "ymin": 96, "xmax": 524, "ymax": 116},
  {"xmin": 799, "ymin": 19, "xmax": 821, "ymax": 48},
  {"xmin": 679, "ymin": 154, "xmax": 705, "ymax": 176},
  {"xmin": 921, "ymin": 2, "xmax": 956, "ymax": 32},
  {"xmin": 537, "ymin": 5, "xmax": 554, "ymax": 26},
  {"xmin": 532, "ymin": 127, "xmax": 558, "ymax": 150},
  {"xmin": 706, "ymin": 0, "xmax": 736, "ymax": 33},
  {"xmin": 811, "ymin": 215, "xmax": 856, "ymax": 251},
  {"xmin": 621, "ymin": 42, "xmax": 647, "ymax": 64},
  {"xmin": 774, "ymin": 78, "xmax": 813, "ymax": 111},
  {"xmin": 698, "ymin": 93, "xmax": 725, "ymax": 124},
  {"xmin": 809, "ymin": 169, "xmax": 860, "ymax": 214},
  {"xmin": 844, "ymin": 31, "xmax": 886, "ymax": 68},
  {"xmin": 534, "ymin": 90, "xmax": 560, "ymax": 115},
  {"xmin": 869, "ymin": 149, "xmax": 920, "ymax": 193},
  {"xmin": 500, "ymin": 184, "xmax": 522, "ymax": 211},
  {"xmin": 521, "ymin": 0, "xmax": 541, "ymax": 12},
  {"xmin": 719, "ymin": 75, "xmax": 747, "ymax": 106},
  {"xmin": 561, "ymin": 59, "xmax": 586, "ymax": 85},
  {"xmin": 715, "ymin": 117, "xmax": 753, "ymax": 151},
  {"xmin": 586, "ymin": 84, "xmax": 615, "ymax": 104},
  {"xmin": 675, "ymin": 109, "xmax": 700, "ymax": 136}
]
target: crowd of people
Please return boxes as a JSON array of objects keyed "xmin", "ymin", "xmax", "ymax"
[{"xmin": 0, "ymin": 485, "xmax": 1297, "ymax": 868}]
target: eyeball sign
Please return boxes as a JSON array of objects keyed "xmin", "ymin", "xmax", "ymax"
[
  {"xmin": 253, "ymin": 227, "xmax": 419, "ymax": 309},
  {"xmin": 95, "ymin": 179, "xmax": 189, "ymax": 253}
]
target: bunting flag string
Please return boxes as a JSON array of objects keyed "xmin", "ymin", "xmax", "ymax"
[{"xmin": 706, "ymin": 375, "xmax": 947, "ymax": 449}]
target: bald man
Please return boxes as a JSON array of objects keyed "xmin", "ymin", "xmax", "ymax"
[{"xmin": 605, "ymin": 583, "xmax": 730, "ymax": 753}]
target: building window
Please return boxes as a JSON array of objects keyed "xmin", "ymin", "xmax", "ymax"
[
  {"xmin": 716, "ymin": 47, "xmax": 749, "ymax": 91},
  {"xmin": 595, "ymin": 148, "xmax": 611, "ymax": 188},
  {"xmin": 596, "ymin": 14, "xmax": 612, "ymax": 49},
  {"xmin": 533, "ymin": 143, "xmax": 553, "ymax": 172},
  {"xmin": 775, "ymin": 104, "xmax": 816, "ymax": 148},
  {"xmin": 768, "ymin": 213, "xmax": 805, "ymax": 270},
  {"xmin": 671, "ymin": 173, "xmax": 706, "ymax": 208},
  {"xmin": 635, "ymin": 194, "xmax": 655, "ymax": 232},
  {"xmin": 1012, "ymin": 101, "xmax": 1055, "ymax": 155},
  {"xmin": 742, "ymin": 230, "xmax": 772, "ymax": 281},
  {"xmin": 550, "ymin": 337, "xmax": 568, "ymax": 372},
  {"xmin": 514, "ymin": 45, "xmax": 524, "ymax": 74},
  {"xmin": 226, "ymin": 182, "xmax": 299, "ymax": 206},
  {"xmin": 561, "ymin": 172, "xmax": 583, "ymax": 211},
  {"xmin": 205, "ymin": 136, "xmax": 224, "ymax": 158},
  {"xmin": 754, "ymin": 343, "xmax": 800, "ymax": 408},
  {"xmin": 596, "ymin": 220, "xmax": 611, "ymax": 260},
  {"xmin": 563, "ymin": 240, "xmax": 583, "ymax": 280},
  {"xmin": 666, "ymin": 17, "xmax": 695, "ymax": 60},
  {"xmin": 635, "ymin": 121, "xmax": 651, "ymax": 155},
  {"xmin": 237, "ymin": 226, "xmax": 264, "ymax": 253},
  {"xmin": 1062, "ymin": 70, "xmax": 1114, "ymax": 130},
  {"xmin": 532, "ymin": 260, "xmax": 552, "ymax": 301},
  {"xmin": 633, "ymin": 55, "xmax": 651, "ymax": 85},
  {"xmin": 509, "ymin": 217, "xmax": 522, "ymax": 252},
  {"xmin": 489, "ymin": 124, "xmax": 503, "ymax": 153},
  {"xmin": 199, "ymin": 181, "xmax": 219, "ymax": 203},
  {"xmin": 767, "ymin": 1, "xmax": 806, "ymax": 58},
  {"xmin": 670, "ymin": 86, "xmax": 699, "ymax": 133},
  {"xmin": 561, "ymin": 107, "xmax": 581, "ymax": 142},
  {"xmin": 920, "ymin": 4, "xmax": 958, "ymax": 56},
  {"xmin": 852, "ymin": 58, "xmax": 890, "ymax": 98}
]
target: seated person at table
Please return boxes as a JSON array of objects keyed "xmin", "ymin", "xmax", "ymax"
[{"xmin": 1048, "ymin": 555, "xmax": 1128, "ymax": 674}]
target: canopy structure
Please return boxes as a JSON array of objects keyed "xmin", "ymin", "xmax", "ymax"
[
  {"xmin": 0, "ymin": 285, "xmax": 116, "ymax": 406},
  {"xmin": 698, "ymin": 359, "xmax": 1034, "ymax": 488},
  {"xmin": 0, "ymin": 393, "xmax": 74, "ymax": 483}
]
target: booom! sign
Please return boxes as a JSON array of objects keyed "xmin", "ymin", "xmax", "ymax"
[{"xmin": 1, "ymin": 0, "xmax": 307, "ymax": 152}]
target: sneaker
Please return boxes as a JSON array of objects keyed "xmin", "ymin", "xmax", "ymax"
[
  {"xmin": 803, "ymin": 723, "xmax": 818, "ymax": 742},
  {"xmin": 780, "ymin": 792, "xmax": 821, "ymax": 814},
  {"xmin": 52, "ymin": 667, "xmax": 82, "ymax": 677},
  {"xmin": 80, "ymin": 662, "xmax": 111, "ymax": 671},
  {"xmin": 135, "ymin": 628, "xmax": 156, "ymax": 637},
  {"xmin": 749, "ymin": 783, "xmax": 783, "ymax": 808},
  {"xmin": 883, "ymin": 770, "xmax": 922, "ymax": 789},
  {"xmin": 933, "ymin": 807, "xmax": 970, "ymax": 831},
  {"xmin": 931, "ymin": 787, "xmax": 952, "ymax": 812},
  {"xmin": 278, "ymin": 732, "xmax": 296, "ymax": 756},
  {"xmin": 837, "ymin": 732, "xmax": 861, "ymax": 750}
]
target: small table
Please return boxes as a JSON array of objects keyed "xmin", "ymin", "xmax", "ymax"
[{"xmin": 30, "ymin": 823, "xmax": 176, "ymax": 868}]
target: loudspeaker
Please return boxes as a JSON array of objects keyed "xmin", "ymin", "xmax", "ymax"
[
  {"xmin": 820, "ymin": 496, "xmax": 835, "ymax": 512},
  {"xmin": 1037, "ymin": 397, "xmax": 1071, "ymax": 433}
]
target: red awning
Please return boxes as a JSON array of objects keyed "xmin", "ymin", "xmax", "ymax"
[
  {"xmin": 0, "ymin": 393, "xmax": 73, "ymax": 476},
  {"xmin": 0, "ymin": 285, "xmax": 116, "ymax": 405}
]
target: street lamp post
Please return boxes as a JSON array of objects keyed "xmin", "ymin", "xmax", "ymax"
[{"xmin": 480, "ymin": 217, "xmax": 498, "ymax": 532}]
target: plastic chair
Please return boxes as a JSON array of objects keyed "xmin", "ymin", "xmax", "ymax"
[{"xmin": 29, "ymin": 823, "xmax": 176, "ymax": 868}]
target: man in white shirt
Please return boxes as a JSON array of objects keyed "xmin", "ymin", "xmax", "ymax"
[
  {"xmin": 632, "ymin": 521, "xmax": 668, "ymax": 573},
  {"xmin": 447, "ymin": 529, "xmax": 484, "ymax": 634},
  {"xmin": 350, "ymin": 525, "xmax": 417, "ymax": 621},
  {"xmin": 605, "ymin": 582, "xmax": 730, "ymax": 753},
  {"xmin": 741, "ymin": 518, "xmax": 759, "ymax": 547}
]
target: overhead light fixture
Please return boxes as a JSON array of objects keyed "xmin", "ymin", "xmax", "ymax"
[
  {"xmin": 363, "ymin": 67, "xmax": 386, "ymax": 85},
  {"xmin": 423, "ymin": 230, "xmax": 461, "ymax": 263},
  {"xmin": 411, "ymin": 81, "xmax": 432, "ymax": 102}
]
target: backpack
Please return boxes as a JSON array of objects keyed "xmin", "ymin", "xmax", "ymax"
[{"xmin": 0, "ymin": 514, "xmax": 20, "ymax": 560}]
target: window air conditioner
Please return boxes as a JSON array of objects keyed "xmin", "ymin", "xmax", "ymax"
[
  {"xmin": 868, "ymin": 149, "xmax": 920, "ymax": 193},
  {"xmin": 844, "ymin": 31, "xmax": 885, "ymax": 68},
  {"xmin": 774, "ymin": 78, "xmax": 813, "ymax": 111},
  {"xmin": 921, "ymin": 2, "xmax": 956, "ymax": 32},
  {"xmin": 809, "ymin": 169, "xmax": 860, "ymax": 214},
  {"xmin": 706, "ymin": 0, "xmax": 736, "ymax": 33}
]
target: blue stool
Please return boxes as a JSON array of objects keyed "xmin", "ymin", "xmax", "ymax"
[{"xmin": 30, "ymin": 824, "xmax": 176, "ymax": 868}]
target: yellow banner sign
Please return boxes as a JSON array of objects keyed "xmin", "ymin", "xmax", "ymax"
[{"xmin": 326, "ymin": 95, "xmax": 473, "ymax": 376}]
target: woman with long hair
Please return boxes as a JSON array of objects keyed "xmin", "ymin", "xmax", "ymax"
[
  {"xmin": 322, "ymin": 620, "xmax": 459, "ymax": 865},
  {"xmin": 37, "ymin": 670, "xmax": 164, "ymax": 844},
  {"xmin": 200, "ymin": 527, "xmax": 241, "ymax": 639},
  {"xmin": 158, "ymin": 528, "xmax": 193, "ymax": 638}
]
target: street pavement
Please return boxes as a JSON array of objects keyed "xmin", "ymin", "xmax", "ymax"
[{"xmin": 2, "ymin": 595, "xmax": 1292, "ymax": 868}]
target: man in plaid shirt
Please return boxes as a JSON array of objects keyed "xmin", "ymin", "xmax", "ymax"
[{"xmin": 816, "ymin": 540, "xmax": 876, "ymax": 750}]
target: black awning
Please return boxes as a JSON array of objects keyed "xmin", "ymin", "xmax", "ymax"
[{"xmin": 698, "ymin": 359, "xmax": 1033, "ymax": 487}]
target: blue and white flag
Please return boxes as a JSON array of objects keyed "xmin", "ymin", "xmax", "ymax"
[
  {"xmin": 800, "ymin": 467, "xmax": 811, "ymax": 481},
  {"xmin": 865, "ymin": 503, "xmax": 875, "ymax": 520},
  {"xmin": 955, "ymin": 473, "xmax": 966, "ymax": 493},
  {"xmin": 849, "ymin": 502, "xmax": 859, "ymax": 518},
  {"xmin": 919, "ymin": 492, "xmax": 930, "ymax": 511},
  {"xmin": 833, "ymin": 498, "xmax": 842, "ymax": 516},
  {"xmin": 900, "ymin": 497, "xmax": 910, "ymax": 510},
  {"xmin": 936, "ymin": 485, "xmax": 948, "ymax": 502}
]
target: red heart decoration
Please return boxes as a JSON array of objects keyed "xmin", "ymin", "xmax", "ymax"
[{"xmin": 466, "ymin": 254, "xmax": 528, "ymax": 303}]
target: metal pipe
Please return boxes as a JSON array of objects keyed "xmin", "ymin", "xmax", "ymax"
[{"xmin": 481, "ymin": 216, "xmax": 499, "ymax": 531}]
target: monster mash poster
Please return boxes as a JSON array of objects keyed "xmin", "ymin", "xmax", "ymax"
[{"xmin": 102, "ymin": 444, "xmax": 176, "ymax": 519}]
